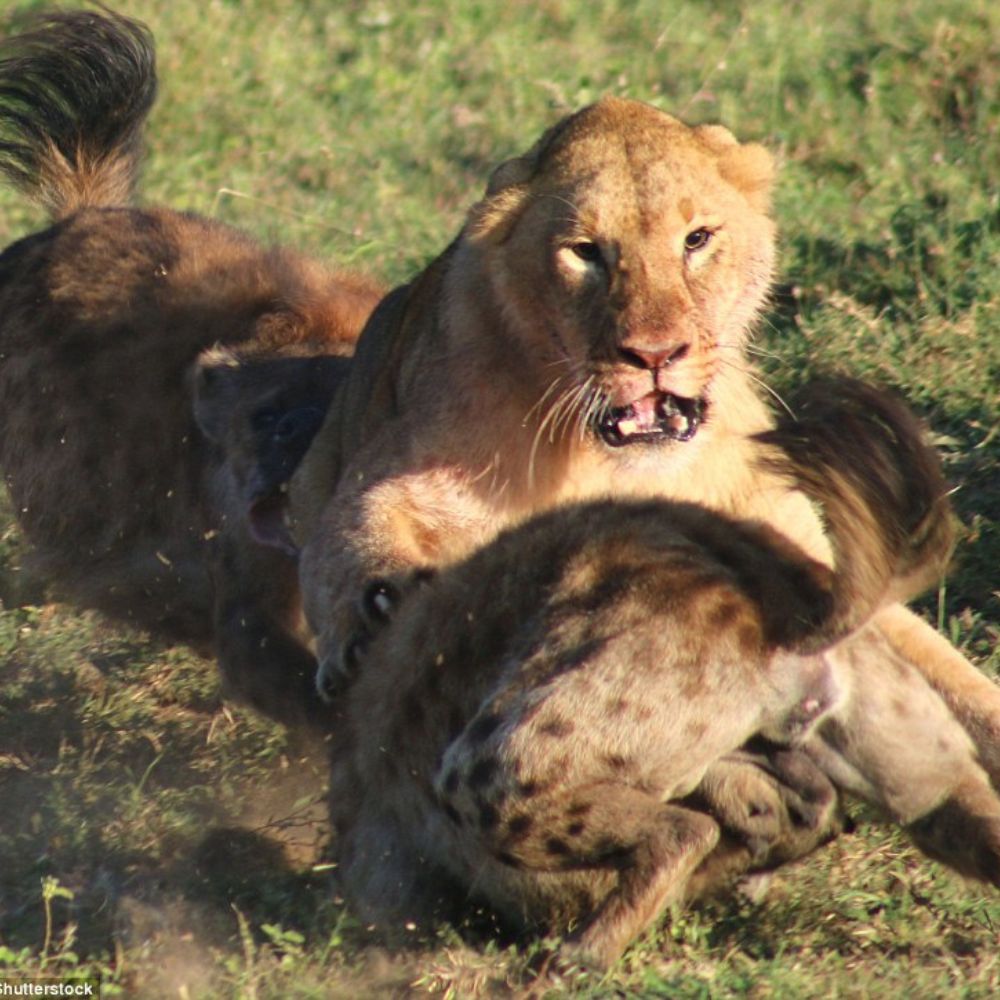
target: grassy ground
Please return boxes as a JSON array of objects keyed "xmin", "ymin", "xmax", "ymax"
[{"xmin": 0, "ymin": 0, "xmax": 998, "ymax": 996}]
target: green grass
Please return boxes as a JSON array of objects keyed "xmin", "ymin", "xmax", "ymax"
[{"xmin": 0, "ymin": 0, "xmax": 998, "ymax": 995}]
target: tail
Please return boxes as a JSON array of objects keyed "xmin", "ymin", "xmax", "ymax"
[
  {"xmin": 755, "ymin": 376, "xmax": 955, "ymax": 653},
  {"xmin": 0, "ymin": 7, "xmax": 156, "ymax": 218}
]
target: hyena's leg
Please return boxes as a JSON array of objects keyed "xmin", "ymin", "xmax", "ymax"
[
  {"xmin": 565, "ymin": 795, "xmax": 719, "ymax": 968},
  {"xmin": 873, "ymin": 604, "xmax": 1000, "ymax": 788},
  {"xmin": 210, "ymin": 538, "xmax": 329, "ymax": 730},
  {"xmin": 463, "ymin": 782, "xmax": 720, "ymax": 969},
  {"xmin": 808, "ymin": 627, "xmax": 1000, "ymax": 884}
]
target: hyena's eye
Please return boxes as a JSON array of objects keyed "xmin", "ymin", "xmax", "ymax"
[{"xmin": 251, "ymin": 407, "xmax": 281, "ymax": 433}]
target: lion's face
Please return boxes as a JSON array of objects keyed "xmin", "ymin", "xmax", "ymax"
[{"xmin": 463, "ymin": 97, "xmax": 776, "ymax": 454}]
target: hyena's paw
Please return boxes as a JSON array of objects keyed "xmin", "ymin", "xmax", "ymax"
[
  {"xmin": 761, "ymin": 746, "xmax": 847, "ymax": 864},
  {"xmin": 692, "ymin": 745, "xmax": 844, "ymax": 865}
]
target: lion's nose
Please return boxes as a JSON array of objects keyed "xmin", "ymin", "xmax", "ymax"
[{"xmin": 618, "ymin": 342, "xmax": 689, "ymax": 370}]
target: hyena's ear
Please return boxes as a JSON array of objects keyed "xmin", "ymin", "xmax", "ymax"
[{"xmin": 191, "ymin": 345, "xmax": 244, "ymax": 444}]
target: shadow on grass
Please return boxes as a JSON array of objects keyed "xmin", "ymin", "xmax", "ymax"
[
  {"xmin": 0, "ymin": 631, "xmax": 335, "ymax": 967},
  {"xmin": 762, "ymin": 209, "xmax": 999, "ymax": 626},
  {"xmin": 768, "ymin": 199, "xmax": 1000, "ymax": 332}
]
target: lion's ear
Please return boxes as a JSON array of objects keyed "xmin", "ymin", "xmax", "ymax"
[
  {"xmin": 720, "ymin": 143, "xmax": 776, "ymax": 213},
  {"xmin": 468, "ymin": 157, "xmax": 534, "ymax": 243},
  {"xmin": 485, "ymin": 154, "xmax": 534, "ymax": 196},
  {"xmin": 471, "ymin": 136, "xmax": 547, "ymax": 242},
  {"xmin": 694, "ymin": 123, "xmax": 775, "ymax": 212},
  {"xmin": 694, "ymin": 123, "xmax": 739, "ymax": 152},
  {"xmin": 471, "ymin": 112, "xmax": 585, "ymax": 241},
  {"xmin": 484, "ymin": 111, "xmax": 575, "ymax": 196}
]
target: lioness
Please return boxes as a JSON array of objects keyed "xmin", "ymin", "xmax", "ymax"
[
  {"xmin": 0, "ymin": 9, "xmax": 382, "ymax": 726},
  {"xmin": 291, "ymin": 95, "xmax": 1000, "ymax": 788},
  {"xmin": 330, "ymin": 379, "xmax": 1000, "ymax": 968}
]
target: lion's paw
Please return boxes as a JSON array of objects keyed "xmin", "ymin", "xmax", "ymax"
[{"xmin": 315, "ymin": 571, "xmax": 435, "ymax": 703}]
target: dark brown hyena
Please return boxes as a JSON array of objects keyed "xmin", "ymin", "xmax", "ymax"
[{"xmin": 0, "ymin": 8, "xmax": 382, "ymax": 727}]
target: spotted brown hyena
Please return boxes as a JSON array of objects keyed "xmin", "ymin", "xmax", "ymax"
[
  {"xmin": 0, "ymin": 8, "xmax": 382, "ymax": 726},
  {"xmin": 328, "ymin": 379, "xmax": 1000, "ymax": 968}
]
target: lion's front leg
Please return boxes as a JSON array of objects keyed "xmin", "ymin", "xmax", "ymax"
[
  {"xmin": 804, "ymin": 627, "xmax": 1000, "ymax": 884},
  {"xmin": 315, "ymin": 569, "xmax": 436, "ymax": 701},
  {"xmin": 296, "ymin": 459, "xmax": 495, "ymax": 702}
]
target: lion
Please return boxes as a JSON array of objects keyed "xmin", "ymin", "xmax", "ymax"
[
  {"xmin": 288, "ymin": 94, "xmax": 1000, "ymax": 874},
  {"xmin": 0, "ymin": 8, "xmax": 382, "ymax": 727},
  {"xmin": 328, "ymin": 378, "xmax": 1000, "ymax": 969}
]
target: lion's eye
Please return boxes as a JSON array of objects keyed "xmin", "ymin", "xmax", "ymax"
[
  {"xmin": 684, "ymin": 228, "xmax": 713, "ymax": 253},
  {"xmin": 570, "ymin": 241, "xmax": 603, "ymax": 265}
]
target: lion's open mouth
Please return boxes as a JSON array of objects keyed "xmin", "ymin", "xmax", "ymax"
[{"xmin": 596, "ymin": 392, "xmax": 706, "ymax": 448}]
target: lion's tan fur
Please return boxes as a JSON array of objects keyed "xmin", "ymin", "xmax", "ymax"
[
  {"xmin": 293, "ymin": 98, "xmax": 827, "ymax": 659},
  {"xmin": 291, "ymin": 95, "xmax": 1000, "ymax": 786}
]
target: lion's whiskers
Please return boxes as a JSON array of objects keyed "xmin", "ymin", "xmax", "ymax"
[
  {"xmin": 529, "ymin": 384, "xmax": 573, "ymax": 487},
  {"xmin": 524, "ymin": 374, "xmax": 570, "ymax": 427},
  {"xmin": 552, "ymin": 379, "xmax": 592, "ymax": 441},
  {"xmin": 717, "ymin": 357, "xmax": 795, "ymax": 418},
  {"xmin": 578, "ymin": 384, "xmax": 610, "ymax": 442},
  {"xmin": 527, "ymin": 375, "xmax": 596, "ymax": 487},
  {"xmin": 538, "ymin": 192, "xmax": 584, "ymax": 220},
  {"xmin": 716, "ymin": 339, "xmax": 782, "ymax": 362}
]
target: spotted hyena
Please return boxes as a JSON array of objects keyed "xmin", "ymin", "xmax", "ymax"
[{"xmin": 328, "ymin": 379, "xmax": 1000, "ymax": 968}]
